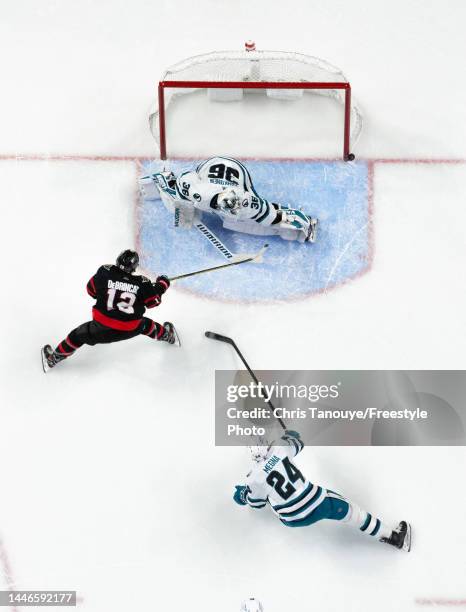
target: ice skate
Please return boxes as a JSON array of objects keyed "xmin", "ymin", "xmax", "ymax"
[
  {"xmin": 41, "ymin": 344, "xmax": 65, "ymax": 373},
  {"xmin": 160, "ymin": 322, "xmax": 181, "ymax": 347},
  {"xmin": 380, "ymin": 521, "xmax": 411, "ymax": 552},
  {"xmin": 305, "ymin": 217, "xmax": 318, "ymax": 243}
]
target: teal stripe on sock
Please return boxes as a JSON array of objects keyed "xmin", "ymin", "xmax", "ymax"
[
  {"xmin": 370, "ymin": 519, "xmax": 381, "ymax": 536},
  {"xmin": 360, "ymin": 513, "xmax": 372, "ymax": 531}
]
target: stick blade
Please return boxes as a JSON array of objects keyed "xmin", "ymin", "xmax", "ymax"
[
  {"xmin": 230, "ymin": 243, "xmax": 269, "ymax": 265},
  {"xmin": 251, "ymin": 243, "xmax": 269, "ymax": 264},
  {"xmin": 205, "ymin": 331, "xmax": 234, "ymax": 344}
]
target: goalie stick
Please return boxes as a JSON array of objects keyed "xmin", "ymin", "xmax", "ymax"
[
  {"xmin": 169, "ymin": 243, "xmax": 268, "ymax": 282},
  {"xmin": 194, "ymin": 221, "xmax": 236, "ymax": 261},
  {"xmin": 205, "ymin": 331, "xmax": 286, "ymax": 431}
]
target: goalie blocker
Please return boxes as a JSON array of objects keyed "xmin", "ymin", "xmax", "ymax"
[{"xmin": 140, "ymin": 156, "xmax": 318, "ymax": 243}]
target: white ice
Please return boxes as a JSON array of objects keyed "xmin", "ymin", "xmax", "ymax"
[{"xmin": 0, "ymin": 2, "xmax": 465, "ymax": 612}]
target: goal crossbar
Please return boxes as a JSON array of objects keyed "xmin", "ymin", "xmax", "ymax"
[{"xmin": 157, "ymin": 80, "xmax": 353, "ymax": 161}]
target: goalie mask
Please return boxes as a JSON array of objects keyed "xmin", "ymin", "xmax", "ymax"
[
  {"xmin": 160, "ymin": 170, "xmax": 177, "ymax": 189},
  {"xmin": 217, "ymin": 189, "xmax": 241, "ymax": 214}
]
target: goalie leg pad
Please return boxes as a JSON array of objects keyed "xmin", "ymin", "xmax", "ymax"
[{"xmin": 222, "ymin": 216, "xmax": 310, "ymax": 242}]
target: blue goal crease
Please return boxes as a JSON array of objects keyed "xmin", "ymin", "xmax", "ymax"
[{"xmin": 138, "ymin": 159, "xmax": 370, "ymax": 302}]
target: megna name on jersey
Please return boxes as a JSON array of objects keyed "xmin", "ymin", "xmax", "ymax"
[
  {"xmin": 262, "ymin": 455, "xmax": 281, "ymax": 474},
  {"xmin": 107, "ymin": 280, "xmax": 140, "ymax": 293}
]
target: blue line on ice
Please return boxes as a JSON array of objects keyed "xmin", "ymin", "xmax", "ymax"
[{"xmin": 138, "ymin": 159, "xmax": 370, "ymax": 301}]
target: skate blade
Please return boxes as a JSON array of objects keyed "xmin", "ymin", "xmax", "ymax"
[
  {"xmin": 306, "ymin": 220, "xmax": 318, "ymax": 243},
  {"xmin": 41, "ymin": 347, "xmax": 50, "ymax": 373},
  {"xmin": 402, "ymin": 522, "xmax": 412, "ymax": 552},
  {"xmin": 171, "ymin": 324, "xmax": 181, "ymax": 348}
]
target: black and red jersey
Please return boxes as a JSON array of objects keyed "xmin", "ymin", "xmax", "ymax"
[{"xmin": 86, "ymin": 265, "xmax": 169, "ymax": 331}]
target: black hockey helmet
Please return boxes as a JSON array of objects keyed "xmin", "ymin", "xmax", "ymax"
[{"xmin": 116, "ymin": 249, "xmax": 139, "ymax": 273}]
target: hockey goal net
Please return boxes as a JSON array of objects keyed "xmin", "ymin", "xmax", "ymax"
[{"xmin": 150, "ymin": 45, "xmax": 363, "ymax": 161}]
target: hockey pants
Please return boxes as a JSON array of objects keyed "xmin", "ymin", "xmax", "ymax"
[
  {"xmin": 281, "ymin": 490, "xmax": 392, "ymax": 539},
  {"xmin": 55, "ymin": 318, "xmax": 164, "ymax": 358}
]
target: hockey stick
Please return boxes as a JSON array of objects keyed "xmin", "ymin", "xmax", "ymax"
[
  {"xmin": 169, "ymin": 243, "xmax": 268, "ymax": 282},
  {"xmin": 194, "ymin": 221, "xmax": 236, "ymax": 261},
  {"xmin": 205, "ymin": 331, "xmax": 286, "ymax": 431}
]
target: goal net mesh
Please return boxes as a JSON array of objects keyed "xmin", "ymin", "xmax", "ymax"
[{"xmin": 150, "ymin": 50, "xmax": 363, "ymax": 154}]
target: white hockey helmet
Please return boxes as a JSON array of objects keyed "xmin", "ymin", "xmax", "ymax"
[
  {"xmin": 240, "ymin": 598, "xmax": 264, "ymax": 612},
  {"xmin": 248, "ymin": 445, "xmax": 271, "ymax": 463},
  {"xmin": 217, "ymin": 189, "xmax": 241, "ymax": 214}
]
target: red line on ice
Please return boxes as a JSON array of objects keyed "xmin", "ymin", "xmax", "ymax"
[
  {"xmin": 0, "ymin": 153, "xmax": 464, "ymax": 303},
  {"xmin": 0, "ymin": 153, "xmax": 465, "ymax": 164}
]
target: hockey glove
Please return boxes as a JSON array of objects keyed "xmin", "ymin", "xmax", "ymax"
[
  {"xmin": 156, "ymin": 275, "xmax": 170, "ymax": 291},
  {"xmin": 233, "ymin": 485, "xmax": 249, "ymax": 506},
  {"xmin": 284, "ymin": 429, "xmax": 301, "ymax": 440}
]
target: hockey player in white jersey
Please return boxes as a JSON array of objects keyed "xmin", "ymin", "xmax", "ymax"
[
  {"xmin": 140, "ymin": 157, "xmax": 318, "ymax": 243},
  {"xmin": 240, "ymin": 599, "xmax": 263, "ymax": 612},
  {"xmin": 234, "ymin": 431, "xmax": 411, "ymax": 552}
]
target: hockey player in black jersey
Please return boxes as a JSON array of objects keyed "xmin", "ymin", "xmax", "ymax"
[{"xmin": 41, "ymin": 249, "xmax": 179, "ymax": 372}]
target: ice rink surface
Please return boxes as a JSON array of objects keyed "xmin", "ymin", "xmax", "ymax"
[{"xmin": 1, "ymin": 1, "xmax": 466, "ymax": 611}]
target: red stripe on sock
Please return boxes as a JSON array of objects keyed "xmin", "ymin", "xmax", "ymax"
[
  {"xmin": 66, "ymin": 336, "xmax": 79, "ymax": 350},
  {"xmin": 57, "ymin": 343, "xmax": 72, "ymax": 356}
]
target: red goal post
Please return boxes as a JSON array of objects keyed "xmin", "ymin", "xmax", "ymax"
[{"xmin": 150, "ymin": 48, "xmax": 363, "ymax": 161}]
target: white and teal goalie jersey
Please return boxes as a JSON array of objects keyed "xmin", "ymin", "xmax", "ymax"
[
  {"xmin": 245, "ymin": 437, "xmax": 327, "ymax": 526},
  {"xmin": 174, "ymin": 157, "xmax": 277, "ymax": 226}
]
